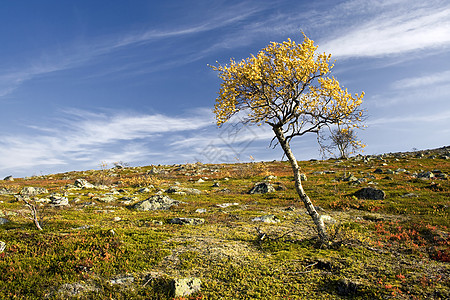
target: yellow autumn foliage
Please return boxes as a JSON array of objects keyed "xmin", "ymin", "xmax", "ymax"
[{"xmin": 211, "ymin": 33, "xmax": 364, "ymax": 132}]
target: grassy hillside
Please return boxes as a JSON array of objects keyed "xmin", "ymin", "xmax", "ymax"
[{"xmin": 0, "ymin": 147, "xmax": 449, "ymax": 299}]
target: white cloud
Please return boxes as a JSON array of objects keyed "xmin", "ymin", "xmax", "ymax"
[
  {"xmin": 320, "ymin": 1, "xmax": 450, "ymax": 58},
  {"xmin": 367, "ymin": 110, "xmax": 450, "ymax": 126},
  {"xmin": 392, "ymin": 70, "xmax": 450, "ymax": 89},
  {"xmin": 0, "ymin": 109, "xmax": 213, "ymax": 176}
]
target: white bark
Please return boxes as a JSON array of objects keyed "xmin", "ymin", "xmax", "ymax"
[{"xmin": 273, "ymin": 126, "xmax": 328, "ymax": 244}]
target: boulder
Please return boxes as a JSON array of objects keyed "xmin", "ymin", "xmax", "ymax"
[
  {"xmin": 354, "ymin": 187, "xmax": 385, "ymax": 200},
  {"xmin": 249, "ymin": 182, "xmax": 275, "ymax": 194},
  {"xmin": 3, "ymin": 175, "xmax": 13, "ymax": 181},
  {"xmin": 132, "ymin": 195, "xmax": 180, "ymax": 211},
  {"xmin": 169, "ymin": 218, "xmax": 204, "ymax": 225}
]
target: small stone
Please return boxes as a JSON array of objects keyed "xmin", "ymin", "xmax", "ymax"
[
  {"xmin": 195, "ymin": 208, "xmax": 207, "ymax": 213},
  {"xmin": 171, "ymin": 277, "xmax": 201, "ymax": 297},
  {"xmin": 196, "ymin": 178, "xmax": 205, "ymax": 183},
  {"xmin": 138, "ymin": 187, "xmax": 151, "ymax": 193},
  {"xmin": 0, "ymin": 241, "xmax": 5, "ymax": 252},
  {"xmin": 212, "ymin": 182, "xmax": 220, "ymax": 187},
  {"xmin": 249, "ymin": 182, "xmax": 275, "ymax": 194},
  {"xmin": 0, "ymin": 217, "xmax": 10, "ymax": 225},
  {"xmin": 417, "ymin": 171, "xmax": 435, "ymax": 179},
  {"xmin": 133, "ymin": 195, "xmax": 181, "ymax": 211},
  {"xmin": 74, "ymin": 179, "xmax": 95, "ymax": 189},
  {"xmin": 169, "ymin": 218, "xmax": 205, "ymax": 225},
  {"xmin": 401, "ymin": 193, "xmax": 418, "ymax": 198},
  {"xmin": 110, "ymin": 274, "xmax": 134, "ymax": 285},
  {"xmin": 216, "ymin": 202, "xmax": 239, "ymax": 208},
  {"xmin": 50, "ymin": 196, "xmax": 69, "ymax": 206},
  {"xmin": 336, "ymin": 278, "xmax": 360, "ymax": 296},
  {"xmin": 354, "ymin": 187, "xmax": 385, "ymax": 200},
  {"xmin": 321, "ymin": 215, "xmax": 336, "ymax": 223},
  {"xmin": 95, "ymin": 195, "xmax": 117, "ymax": 203},
  {"xmin": 113, "ymin": 216, "xmax": 121, "ymax": 222},
  {"xmin": 252, "ymin": 214, "xmax": 280, "ymax": 224},
  {"xmin": 20, "ymin": 187, "xmax": 48, "ymax": 196}
]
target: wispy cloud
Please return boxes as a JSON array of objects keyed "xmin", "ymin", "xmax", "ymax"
[
  {"xmin": 320, "ymin": 1, "xmax": 450, "ymax": 58},
  {"xmin": 367, "ymin": 109, "xmax": 450, "ymax": 126},
  {"xmin": 392, "ymin": 70, "xmax": 450, "ymax": 89},
  {"xmin": 0, "ymin": 108, "xmax": 213, "ymax": 175}
]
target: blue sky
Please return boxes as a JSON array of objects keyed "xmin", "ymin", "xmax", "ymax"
[{"xmin": 1, "ymin": 0, "xmax": 450, "ymax": 178}]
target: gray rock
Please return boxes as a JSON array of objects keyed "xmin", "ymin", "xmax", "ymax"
[
  {"xmin": 0, "ymin": 217, "xmax": 9, "ymax": 225},
  {"xmin": 249, "ymin": 182, "xmax": 275, "ymax": 194},
  {"xmin": 401, "ymin": 193, "xmax": 419, "ymax": 198},
  {"xmin": 95, "ymin": 195, "xmax": 117, "ymax": 203},
  {"xmin": 0, "ymin": 241, "xmax": 5, "ymax": 252},
  {"xmin": 264, "ymin": 175, "xmax": 277, "ymax": 180},
  {"xmin": 336, "ymin": 278, "xmax": 360, "ymax": 296},
  {"xmin": 166, "ymin": 186, "xmax": 202, "ymax": 195},
  {"xmin": 3, "ymin": 175, "xmax": 13, "ymax": 181},
  {"xmin": 417, "ymin": 171, "xmax": 434, "ymax": 179},
  {"xmin": 216, "ymin": 202, "xmax": 239, "ymax": 208},
  {"xmin": 251, "ymin": 214, "xmax": 280, "ymax": 224},
  {"xmin": 132, "ymin": 195, "xmax": 181, "ymax": 211},
  {"xmin": 74, "ymin": 179, "xmax": 95, "ymax": 189},
  {"xmin": 343, "ymin": 174, "xmax": 358, "ymax": 182},
  {"xmin": 137, "ymin": 187, "xmax": 151, "ymax": 193},
  {"xmin": 169, "ymin": 217, "xmax": 205, "ymax": 225},
  {"xmin": 56, "ymin": 282, "xmax": 98, "ymax": 297},
  {"xmin": 171, "ymin": 277, "xmax": 201, "ymax": 297},
  {"xmin": 195, "ymin": 208, "xmax": 207, "ymax": 213},
  {"xmin": 354, "ymin": 187, "xmax": 385, "ymax": 200},
  {"xmin": 110, "ymin": 274, "xmax": 134, "ymax": 285},
  {"xmin": 374, "ymin": 168, "xmax": 383, "ymax": 174},
  {"xmin": 20, "ymin": 186, "xmax": 48, "ymax": 196},
  {"xmin": 320, "ymin": 215, "xmax": 336, "ymax": 223},
  {"xmin": 212, "ymin": 182, "xmax": 220, "ymax": 187},
  {"xmin": 50, "ymin": 196, "xmax": 69, "ymax": 206},
  {"xmin": 0, "ymin": 188, "xmax": 14, "ymax": 195},
  {"xmin": 300, "ymin": 173, "xmax": 307, "ymax": 181}
]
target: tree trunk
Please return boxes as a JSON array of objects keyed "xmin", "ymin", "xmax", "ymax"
[{"xmin": 273, "ymin": 126, "xmax": 329, "ymax": 244}]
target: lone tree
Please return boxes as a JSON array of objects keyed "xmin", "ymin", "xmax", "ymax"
[
  {"xmin": 211, "ymin": 34, "xmax": 364, "ymax": 245},
  {"xmin": 319, "ymin": 126, "xmax": 365, "ymax": 159}
]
